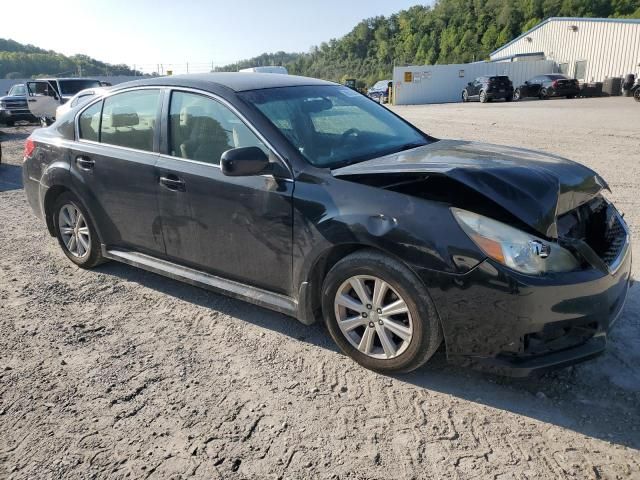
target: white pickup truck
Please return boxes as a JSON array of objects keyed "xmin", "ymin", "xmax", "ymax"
[{"xmin": 26, "ymin": 78, "xmax": 102, "ymax": 126}]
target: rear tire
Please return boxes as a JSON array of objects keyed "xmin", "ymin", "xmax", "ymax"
[
  {"xmin": 513, "ymin": 89, "xmax": 521, "ymax": 101},
  {"xmin": 479, "ymin": 90, "xmax": 488, "ymax": 103},
  {"xmin": 5, "ymin": 119, "xmax": 15, "ymax": 127},
  {"xmin": 505, "ymin": 95, "xmax": 513, "ymax": 102},
  {"xmin": 462, "ymin": 90, "xmax": 469, "ymax": 103},
  {"xmin": 634, "ymin": 89, "xmax": 640, "ymax": 102},
  {"xmin": 52, "ymin": 192, "xmax": 105, "ymax": 269},
  {"xmin": 540, "ymin": 88, "xmax": 549, "ymax": 99},
  {"xmin": 566, "ymin": 95, "xmax": 575, "ymax": 99},
  {"xmin": 321, "ymin": 250, "xmax": 442, "ymax": 374}
]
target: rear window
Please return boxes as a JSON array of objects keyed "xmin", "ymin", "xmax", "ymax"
[
  {"xmin": 59, "ymin": 80, "xmax": 101, "ymax": 95},
  {"xmin": 488, "ymin": 76, "xmax": 510, "ymax": 82}
]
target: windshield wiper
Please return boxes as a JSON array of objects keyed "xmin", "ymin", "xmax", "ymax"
[{"xmin": 393, "ymin": 141, "xmax": 428, "ymax": 153}]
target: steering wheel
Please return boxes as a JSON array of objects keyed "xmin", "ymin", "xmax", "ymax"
[{"xmin": 340, "ymin": 128, "xmax": 361, "ymax": 142}]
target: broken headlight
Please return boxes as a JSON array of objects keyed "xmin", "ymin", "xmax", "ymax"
[{"xmin": 451, "ymin": 208, "xmax": 579, "ymax": 275}]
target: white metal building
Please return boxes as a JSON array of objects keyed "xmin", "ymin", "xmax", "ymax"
[
  {"xmin": 490, "ymin": 17, "xmax": 640, "ymax": 82},
  {"xmin": 393, "ymin": 60, "xmax": 556, "ymax": 105}
]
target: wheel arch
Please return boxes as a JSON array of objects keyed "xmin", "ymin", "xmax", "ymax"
[
  {"xmin": 296, "ymin": 242, "xmax": 444, "ymax": 335},
  {"xmin": 43, "ymin": 185, "xmax": 104, "ymax": 244}
]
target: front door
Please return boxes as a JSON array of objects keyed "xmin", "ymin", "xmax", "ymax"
[
  {"xmin": 156, "ymin": 90, "xmax": 293, "ymax": 294},
  {"xmin": 26, "ymin": 81, "xmax": 61, "ymax": 118},
  {"xmin": 70, "ymin": 89, "xmax": 165, "ymax": 254}
]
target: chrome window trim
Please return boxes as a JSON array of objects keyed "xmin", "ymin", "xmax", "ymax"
[{"xmin": 74, "ymin": 85, "xmax": 294, "ymax": 179}]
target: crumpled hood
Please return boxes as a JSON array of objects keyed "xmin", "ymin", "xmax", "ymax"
[{"xmin": 333, "ymin": 140, "xmax": 608, "ymax": 238}]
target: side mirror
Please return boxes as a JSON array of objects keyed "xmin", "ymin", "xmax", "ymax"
[
  {"xmin": 221, "ymin": 146, "xmax": 270, "ymax": 177},
  {"xmin": 525, "ymin": 81, "xmax": 530, "ymax": 85}
]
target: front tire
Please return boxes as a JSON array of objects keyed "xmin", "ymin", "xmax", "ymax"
[
  {"xmin": 513, "ymin": 89, "xmax": 521, "ymax": 101},
  {"xmin": 321, "ymin": 250, "xmax": 442, "ymax": 374},
  {"xmin": 634, "ymin": 89, "xmax": 640, "ymax": 102},
  {"xmin": 462, "ymin": 90, "xmax": 469, "ymax": 103},
  {"xmin": 53, "ymin": 192, "xmax": 104, "ymax": 268},
  {"xmin": 540, "ymin": 88, "xmax": 549, "ymax": 99}
]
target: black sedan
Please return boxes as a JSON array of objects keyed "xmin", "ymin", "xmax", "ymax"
[
  {"xmin": 22, "ymin": 73, "xmax": 631, "ymax": 376},
  {"xmin": 514, "ymin": 74, "xmax": 581, "ymax": 100}
]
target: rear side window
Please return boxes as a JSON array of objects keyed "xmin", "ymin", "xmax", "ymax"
[
  {"xmin": 168, "ymin": 91, "xmax": 266, "ymax": 164},
  {"xmin": 79, "ymin": 100, "xmax": 102, "ymax": 142},
  {"xmin": 100, "ymin": 90, "xmax": 160, "ymax": 152}
]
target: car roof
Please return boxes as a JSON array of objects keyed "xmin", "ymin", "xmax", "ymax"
[
  {"xmin": 34, "ymin": 77, "xmax": 100, "ymax": 81},
  {"xmin": 110, "ymin": 72, "xmax": 336, "ymax": 93}
]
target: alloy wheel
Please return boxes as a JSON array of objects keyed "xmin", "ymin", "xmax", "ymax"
[
  {"xmin": 58, "ymin": 204, "xmax": 91, "ymax": 258},
  {"xmin": 334, "ymin": 275, "xmax": 413, "ymax": 360}
]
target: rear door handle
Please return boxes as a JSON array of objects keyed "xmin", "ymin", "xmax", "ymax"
[
  {"xmin": 159, "ymin": 175, "xmax": 186, "ymax": 192},
  {"xmin": 28, "ymin": 99, "xmax": 36, "ymax": 102},
  {"xmin": 75, "ymin": 156, "xmax": 94, "ymax": 170}
]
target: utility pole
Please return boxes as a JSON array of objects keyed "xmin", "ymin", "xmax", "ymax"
[{"xmin": 186, "ymin": 62, "xmax": 189, "ymax": 74}]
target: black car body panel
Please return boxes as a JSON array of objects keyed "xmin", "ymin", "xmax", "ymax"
[
  {"xmin": 333, "ymin": 140, "xmax": 607, "ymax": 239},
  {"xmin": 22, "ymin": 73, "xmax": 632, "ymax": 376}
]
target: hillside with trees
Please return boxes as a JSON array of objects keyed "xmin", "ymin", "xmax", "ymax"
[
  {"xmin": 0, "ymin": 38, "xmax": 139, "ymax": 79},
  {"xmin": 217, "ymin": 0, "xmax": 640, "ymax": 87}
]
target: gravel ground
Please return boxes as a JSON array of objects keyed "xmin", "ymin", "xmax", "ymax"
[{"xmin": 1, "ymin": 97, "xmax": 639, "ymax": 479}]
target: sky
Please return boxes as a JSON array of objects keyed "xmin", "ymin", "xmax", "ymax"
[{"xmin": 4, "ymin": 0, "xmax": 425, "ymax": 73}]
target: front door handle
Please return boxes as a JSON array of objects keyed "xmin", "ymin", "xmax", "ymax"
[
  {"xmin": 159, "ymin": 175, "xmax": 186, "ymax": 192},
  {"xmin": 75, "ymin": 156, "xmax": 94, "ymax": 170}
]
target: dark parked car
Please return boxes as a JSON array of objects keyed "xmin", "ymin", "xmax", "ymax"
[
  {"xmin": 23, "ymin": 73, "xmax": 631, "ymax": 376},
  {"xmin": 367, "ymin": 80, "xmax": 392, "ymax": 103},
  {"xmin": 0, "ymin": 84, "xmax": 37, "ymax": 126},
  {"xmin": 462, "ymin": 76, "xmax": 514, "ymax": 103},
  {"xmin": 514, "ymin": 74, "xmax": 580, "ymax": 100}
]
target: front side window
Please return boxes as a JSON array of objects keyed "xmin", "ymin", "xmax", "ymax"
[
  {"xmin": 169, "ymin": 91, "xmax": 266, "ymax": 164},
  {"xmin": 100, "ymin": 89, "xmax": 160, "ymax": 152},
  {"xmin": 241, "ymin": 85, "xmax": 429, "ymax": 168},
  {"xmin": 59, "ymin": 80, "xmax": 101, "ymax": 96},
  {"xmin": 78, "ymin": 100, "xmax": 102, "ymax": 142}
]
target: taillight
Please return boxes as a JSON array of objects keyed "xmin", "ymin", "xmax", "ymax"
[
  {"xmin": 552, "ymin": 80, "xmax": 559, "ymax": 88},
  {"xmin": 24, "ymin": 138, "xmax": 35, "ymax": 158}
]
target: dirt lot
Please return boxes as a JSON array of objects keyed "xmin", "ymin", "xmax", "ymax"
[{"xmin": 1, "ymin": 97, "xmax": 639, "ymax": 479}]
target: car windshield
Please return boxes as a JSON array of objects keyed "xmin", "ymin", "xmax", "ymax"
[
  {"xmin": 9, "ymin": 85, "xmax": 26, "ymax": 96},
  {"xmin": 546, "ymin": 75, "xmax": 568, "ymax": 80},
  {"xmin": 241, "ymin": 85, "xmax": 429, "ymax": 169},
  {"xmin": 372, "ymin": 80, "xmax": 390, "ymax": 90},
  {"xmin": 59, "ymin": 80, "xmax": 101, "ymax": 95}
]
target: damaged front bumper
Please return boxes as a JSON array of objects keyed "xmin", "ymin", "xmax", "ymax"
[{"xmin": 425, "ymin": 241, "xmax": 632, "ymax": 377}]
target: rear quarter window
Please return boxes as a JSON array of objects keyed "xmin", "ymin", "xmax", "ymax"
[{"xmin": 79, "ymin": 101, "xmax": 102, "ymax": 142}]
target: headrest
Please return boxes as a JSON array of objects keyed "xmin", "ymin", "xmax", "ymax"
[{"xmin": 111, "ymin": 107, "xmax": 139, "ymax": 128}]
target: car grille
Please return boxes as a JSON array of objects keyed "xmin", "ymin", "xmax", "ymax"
[
  {"xmin": 1, "ymin": 99, "xmax": 28, "ymax": 109},
  {"xmin": 600, "ymin": 213, "xmax": 627, "ymax": 265},
  {"xmin": 557, "ymin": 197, "xmax": 629, "ymax": 269}
]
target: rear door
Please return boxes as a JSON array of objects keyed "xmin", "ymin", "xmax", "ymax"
[
  {"xmin": 155, "ymin": 89, "xmax": 294, "ymax": 293},
  {"xmin": 26, "ymin": 80, "xmax": 61, "ymax": 118},
  {"xmin": 529, "ymin": 76, "xmax": 543, "ymax": 96},
  {"xmin": 70, "ymin": 88, "xmax": 165, "ymax": 254}
]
